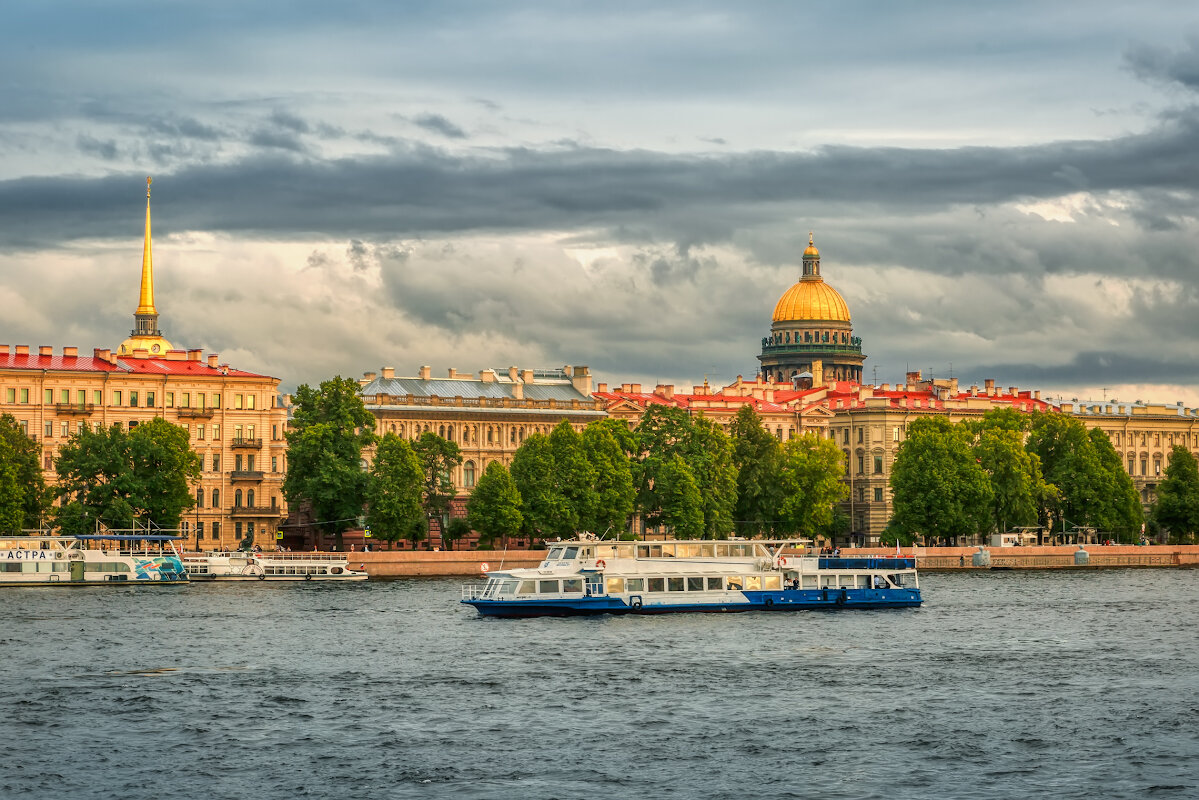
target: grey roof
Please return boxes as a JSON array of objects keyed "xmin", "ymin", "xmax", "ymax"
[
  {"xmin": 1049, "ymin": 398, "xmax": 1199, "ymax": 417},
  {"xmin": 360, "ymin": 375, "xmax": 590, "ymax": 405}
]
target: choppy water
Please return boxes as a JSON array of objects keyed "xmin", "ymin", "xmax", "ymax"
[{"xmin": 2, "ymin": 569, "xmax": 1197, "ymax": 800}]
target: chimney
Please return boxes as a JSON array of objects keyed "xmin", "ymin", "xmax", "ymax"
[
  {"xmin": 765, "ymin": 388, "xmax": 774, "ymax": 402},
  {"xmin": 363, "ymin": 371, "xmax": 377, "ymax": 382},
  {"xmin": 621, "ymin": 383, "xmax": 632, "ymax": 392},
  {"xmin": 1009, "ymin": 386, "xmax": 1018, "ymax": 397},
  {"xmin": 880, "ymin": 383, "xmax": 890, "ymax": 392},
  {"xmin": 15, "ymin": 345, "xmax": 29, "ymax": 356},
  {"xmin": 512, "ymin": 380, "xmax": 524, "ymax": 400},
  {"xmin": 39, "ymin": 345, "xmax": 52, "ymax": 356},
  {"xmin": 570, "ymin": 365, "xmax": 593, "ymax": 397},
  {"xmin": 630, "ymin": 383, "xmax": 642, "ymax": 394},
  {"xmin": 448, "ymin": 368, "xmax": 458, "ymax": 379},
  {"xmin": 984, "ymin": 378, "xmax": 995, "ymax": 396},
  {"xmin": 133, "ymin": 348, "xmax": 149, "ymax": 358},
  {"xmin": 508, "ymin": 366, "xmax": 519, "ymax": 382},
  {"xmin": 1034, "ymin": 390, "xmax": 1041, "ymax": 400},
  {"xmin": 906, "ymin": 370, "xmax": 921, "ymax": 386},
  {"xmin": 94, "ymin": 348, "xmax": 111, "ymax": 362},
  {"xmin": 165, "ymin": 350, "xmax": 185, "ymax": 361},
  {"xmin": 208, "ymin": 354, "xmax": 220, "ymax": 368},
  {"xmin": 416, "ymin": 366, "xmax": 427, "ymax": 380},
  {"xmin": 521, "ymin": 369, "xmax": 534, "ymax": 383},
  {"xmin": 187, "ymin": 349, "xmax": 202, "ymax": 361},
  {"xmin": 480, "ymin": 369, "xmax": 497, "ymax": 383},
  {"xmin": 596, "ymin": 382, "xmax": 608, "ymax": 393},
  {"xmin": 656, "ymin": 384, "xmax": 674, "ymax": 400},
  {"xmin": 63, "ymin": 346, "xmax": 78, "ymax": 358}
]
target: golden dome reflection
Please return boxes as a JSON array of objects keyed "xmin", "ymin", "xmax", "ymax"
[{"xmin": 772, "ymin": 280, "xmax": 851, "ymax": 323}]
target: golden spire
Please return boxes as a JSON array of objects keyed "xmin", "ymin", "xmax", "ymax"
[{"xmin": 135, "ymin": 176, "xmax": 156, "ymax": 315}]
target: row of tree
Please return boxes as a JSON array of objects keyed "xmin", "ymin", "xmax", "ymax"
[{"xmin": 887, "ymin": 408, "xmax": 1150, "ymax": 543}]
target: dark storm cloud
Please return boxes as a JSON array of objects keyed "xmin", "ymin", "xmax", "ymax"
[
  {"xmin": 410, "ymin": 114, "xmax": 467, "ymax": 139},
  {"xmin": 4, "ymin": 104, "xmax": 1199, "ymax": 254},
  {"xmin": 1126, "ymin": 37, "xmax": 1199, "ymax": 92}
]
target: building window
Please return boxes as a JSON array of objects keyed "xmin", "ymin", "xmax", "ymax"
[
  {"xmin": 1128, "ymin": 456, "xmax": 1135, "ymax": 474},
  {"xmin": 248, "ymin": 425, "xmax": 255, "ymax": 440},
  {"xmin": 234, "ymin": 394, "xmax": 243, "ymax": 409},
  {"xmin": 18, "ymin": 420, "xmax": 27, "ymax": 435},
  {"xmin": 212, "ymin": 521, "xmax": 220, "ymax": 541},
  {"xmin": 130, "ymin": 391, "xmax": 138, "ymax": 407},
  {"xmin": 857, "ymin": 427, "xmax": 863, "ymax": 443},
  {"xmin": 235, "ymin": 454, "xmax": 243, "ymax": 471},
  {"xmin": 44, "ymin": 421, "xmax": 53, "ymax": 437},
  {"xmin": 874, "ymin": 487, "xmax": 884, "ymax": 502},
  {"xmin": 874, "ymin": 456, "xmax": 883, "ymax": 474},
  {"xmin": 235, "ymin": 489, "xmax": 243, "ymax": 507},
  {"xmin": 272, "ymin": 424, "xmax": 279, "ymax": 440},
  {"xmin": 893, "ymin": 427, "xmax": 900, "ymax": 442},
  {"xmin": 4, "ymin": 388, "xmax": 13, "ymax": 403},
  {"xmin": 271, "ymin": 456, "xmax": 278, "ymax": 473},
  {"xmin": 197, "ymin": 522, "xmax": 204, "ymax": 540},
  {"xmin": 44, "ymin": 389, "xmax": 53, "ymax": 403},
  {"xmin": 247, "ymin": 489, "xmax": 255, "ymax": 507},
  {"xmin": 247, "ymin": 455, "xmax": 255, "ymax": 471},
  {"xmin": 234, "ymin": 425, "xmax": 242, "ymax": 441},
  {"xmin": 247, "ymin": 395, "xmax": 255, "ymax": 410},
  {"xmin": 61, "ymin": 421, "xmax": 68, "ymax": 438},
  {"xmin": 857, "ymin": 454, "xmax": 864, "ymax": 474},
  {"xmin": 212, "ymin": 489, "xmax": 220, "ymax": 507},
  {"xmin": 212, "ymin": 393, "xmax": 220, "ymax": 409},
  {"xmin": 1141, "ymin": 459, "xmax": 1147, "ymax": 476},
  {"xmin": 197, "ymin": 424, "xmax": 205, "ymax": 440},
  {"xmin": 76, "ymin": 390, "xmax": 85, "ymax": 404},
  {"xmin": 196, "ymin": 488, "xmax": 204, "ymax": 508},
  {"xmin": 235, "ymin": 522, "xmax": 242, "ymax": 539},
  {"xmin": 270, "ymin": 495, "xmax": 277, "ymax": 509},
  {"xmin": 166, "ymin": 392, "xmax": 174, "ymax": 408},
  {"xmin": 213, "ymin": 424, "xmax": 220, "ymax": 440},
  {"xmin": 113, "ymin": 390, "xmax": 122, "ymax": 406},
  {"xmin": 181, "ymin": 393, "xmax": 190, "ymax": 408},
  {"xmin": 18, "ymin": 388, "xmax": 28, "ymax": 403},
  {"xmin": 842, "ymin": 428, "xmax": 849, "ymax": 445},
  {"xmin": 464, "ymin": 461, "xmax": 476, "ymax": 489}
]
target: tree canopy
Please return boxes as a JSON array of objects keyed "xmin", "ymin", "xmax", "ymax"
[
  {"xmin": 412, "ymin": 431, "xmax": 463, "ymax": 536},
  {"xmin": 1153, "ymin": 445, "xmax": 1199, "ymax": 541},
  {"xmin": 0, "ymin": 413, "xmax": 49, "ymax": 532},
  {"xmin": 55, "ymin": 418, "xmax": 200, "ymax": 535},
  {"xmin": 775, "ymin": 433, "xmax": 848, "ymax": 537},
  {"xmin": 366, "ymin": 433, "xmax": 426, "ymax": 547},
  {"xmin": 889, "ymin": 416, "xmax": 993, "ymax": 542},
  {"xmin": 466, "ymin": 461, "xmax": 524, "ymax": 548},
  {"xmin": 729, "ymin": 405, "xmax": 784, "ymax": 536},
  {"xmin": 283, "ymin": 376, "xmax": 377, "ymax": 547}
]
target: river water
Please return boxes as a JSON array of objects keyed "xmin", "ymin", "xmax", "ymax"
[{"xmin": 2, "ymin": 569, "xmax": 1196, "ymax": 800}]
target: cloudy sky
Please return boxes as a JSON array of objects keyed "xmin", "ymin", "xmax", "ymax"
[{"xmin": 4, "ymin": 1, "xmax": 1199, "ymax": 405}]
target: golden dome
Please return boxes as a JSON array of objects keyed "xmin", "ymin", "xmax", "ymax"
[{"xmin": 772, "ymin": 280, "xmax": 851, "ymax": 323}]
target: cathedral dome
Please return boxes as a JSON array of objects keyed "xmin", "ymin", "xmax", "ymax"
[{"xmin": 772, "ymin": 280, "xmax": 851, "ymax": 323}]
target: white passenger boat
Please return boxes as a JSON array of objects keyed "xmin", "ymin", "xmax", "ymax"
[
  {"xmin": 183, "ymin": 551, "xmax": 368, "ymax": 581},
  {"xmin": 0, "ymin": 533, "xmax": 188, "ymax": 586},
  {"xmin": 462, "ymin": 536, "xmax": 921, "ymax": 617}
]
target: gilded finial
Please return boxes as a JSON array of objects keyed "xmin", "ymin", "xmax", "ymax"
[
  {"xmin": 809, "ymin": 231, "xmax": 814, "ymax": 245},
  {"xmin": 146, "ymin": 176, "xmax": 152, "ymax": 198}
]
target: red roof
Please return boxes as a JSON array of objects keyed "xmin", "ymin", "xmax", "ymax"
[{"xmin": 0, "ymin": 351, "xmax": 273, "ymax": 380}]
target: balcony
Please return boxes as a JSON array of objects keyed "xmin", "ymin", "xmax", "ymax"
[
  {"xmin": 230, "ymin": 470, "xmax": 264, "ymax": 481},
  {"xmin": 231, "ymin": 437, "xmax": 262, "ymax": 449},
  {"xmin": 759, "ymin": 339, "xmax": 864, "ymax": 357},
  {"xmin": 230, "ymin": 505, "xmax": 282, "ymax": 518},
  {"xmin": 55, "ymin": 403, "xmax": 95, "ymax": 415},
  {"xmin": 178, "ymin": 407, "xmax": 215, "ymax": 419}
]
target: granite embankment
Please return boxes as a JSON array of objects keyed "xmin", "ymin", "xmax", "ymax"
[{"xmin": 344, "ymin": 544, "xmax": 1199, "ymax": 578}]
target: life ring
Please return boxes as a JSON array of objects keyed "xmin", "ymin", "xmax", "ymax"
[
  {"xmin": 764, "ymin": 598, "xmax": 774, "ymax": 607},
  {"xmin": 330, "ymin": 567, "xmax": 342, "ymax": 575},
  {"xmin": 480, "ymin": 562, "xmax": 490, "ymax": 573},
  {"xmin": 257, "ymin": 574, "xmax": 266, "ymax": 581},
  {"xmin": 596, "ymin": 559, "xmax": 606, "ymax": 569},
  {"xmin": 778, "ymin": 556, "xmax": 787, "ymax": 566},
  {"xmin": 54, "ymin": 551, "xmax": 65, "ymax": 560},
  {"xmin": 304, "ymin": 574, "xmax": 313, "ymax": 581},
  {"xmin": 630, "ymin": 597, "xmax": 643, "ymax": 610}
]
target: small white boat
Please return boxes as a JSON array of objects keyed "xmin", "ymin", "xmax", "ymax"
[
  {"xmin": 183, "ymin": 551, "xmax": 368, "ymax": 581},
  {"xmin": 0, "ymin": 533, "xmax": 188, "ymax": 586}
]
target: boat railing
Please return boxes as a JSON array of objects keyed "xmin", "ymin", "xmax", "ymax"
[
  {"xmin": 462, "ymin": 584, "xmax": 490, "ymax": 601},
  {"xmin": 253, "ymin": 551, "xmax": 351, "ymax": 563}
]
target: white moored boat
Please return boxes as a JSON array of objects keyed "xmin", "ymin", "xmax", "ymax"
[
  {"xmin": 462, "ymin": 535, "xmax": 921, "ymax": 617},
  {"xmin": 183, "ymin": 551, "xmax": 368, "ymax": 581},
  {"xmin": 0, "ymin": 533, "xmax": 188, "ymax": 586}
]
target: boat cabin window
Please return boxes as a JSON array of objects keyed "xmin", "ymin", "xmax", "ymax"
[
  {"xmin": 562, "ymin": 578, "xmax": 583, "ymax": 593},
  {"xmin": 606, "ymin": 577, "xmax": 625, "ymax": 593},
  {"xmin": 686, "ymin": 577, "xmax": 704, "ymax": 591},
  {"xmin": 498, "ymin": 580, "xmax": 518, "ymax": 595},
  {"xmin": 637, "ymin": 545, "xmax": 664, "ymax": 558},
  {"xmin": 538, "ymin": 580, "xmax": 560, "ymax": 593},
  {"xmin": 872, "ymin": 575, "xmax": 890, "ymax": 589},
  {"xmin": 706, "ymin": 577, "xmax": 722, "ymax": 590},
  {"xmin": 744, "ymin": 576, "xmax": 762, "ymax": 591},
  {"xmin": 563, "ymin": 547, "xmax": 578, "ymax": 560},
  {"xmin": 726, "ymin": 576, "xmax": 743, "ymax": 590},
  {"xmin": 762, "ymin": 575, "xmax": 782, "ymax": 590},
  {"xmin": 648, "ymin": 577, "xmax": 665, "ymax": 592},
  {"xmin": 889, "ymin": 572, "xmax": 917, "ymax": 588},
  {"xmin": 548, "ymin": 548, "xmax": 564, "ymax": 560},
  {"xmin": 517, "ymin": 580, "xmax": 537, "ymax": 595},
  {"xmin": 626, "ymin": 578, "xmax": 644, "ymax": 592},
  {"xmin": 667, "ymin": 577, "xmax": 684, "ymax": 592}
]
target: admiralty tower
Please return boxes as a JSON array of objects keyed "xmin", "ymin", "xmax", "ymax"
[{"xmin": 758, "ymin": 233, "xmax": 864, "ymax": 385}]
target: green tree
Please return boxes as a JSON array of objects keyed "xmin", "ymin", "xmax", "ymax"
[
  {"xmin": 443, "ymin": 517, "xmax": 473, "ymax": 551},
  {"xmin": 775, "ymin": 433, "xmax": 849, "ymax": 538},
  {"xmin": 634, "ymin": 405, "xmax": 694, "ymax": 527},
  {"xmin": 582, "ymin": 421, "xmax": 635, "ymax": 536},
  {"xmin": 284, "ymin": 376, "xmax": 377, "ymax": 549},
  {"xmin": 1154, "ymin": 445, "xmax": 1199, "ymax": 542},
  {"xmin": 547, "ymin": 421, "xmax": 597, "ymax": 537},
  {"xmin": 55, "ymin": 420, "xmax": 199, "ymax": 535},
  {"xmin": 889, "ymin": 416, "xmax": 992, "ymax": 543},
  {"xmin": 366, "ymin": 433, "xmax": 426, "ymax": 547},
  {"xmin": 655, "ymin": 455, "xmax": 703, "ymax": 538},
  {"xmin": 412, "ymin": 432, "xmax": 463, "ymax": 542},
  {"xmin": 1088, "ymin": 428, "xmax": 1142, "ymax": 540},
  {"xmin": 975, "ymin": 427, "xmax": 1038, "ymax": 533},
  {"xmin": 687, "ymin": 416, "xmax": 738, "ymax": 537},
  {"xmin": 510, "ymin": 433, "xmax": 568, "ymax": 543},
  {"xmin": 0, "ymin": 413, "xmax": 49, "ymax": 532},
  {"xmin": 467, "ymin": 461, "xmax": 524, "ymax": 548},
  {"xmin": 729, "ymin": 404, "xmax": 783, "ymax": 537}
]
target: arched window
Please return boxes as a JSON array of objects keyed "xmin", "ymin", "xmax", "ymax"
[
  {"xmin": 212, "ymin": 489, "xmax": 220, "ymax": 507},
  {"xmin": 488, "ymin": 426, "xmax": 494, "ymax": 444},
  {"xmin": 234, "ymin": 489, "xmax": 243, "ymax": 508},
  {"xmin": 439, "ymin": 425, "xmax": 446, "ymax": 438},
  {"xmin": 464, "ymin": 461, "xmax": 476, "ymax": 489},
  {"xmin": 447, "ymin": 424, "xmax": 455, "ymax": 441},
  {"xmin": 247, "ymin": 489, "xmax": 255, "ymax": 507},
  {"xmin": 785, "ymin": 332, "xmax": 791, "ymax": 343}
]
